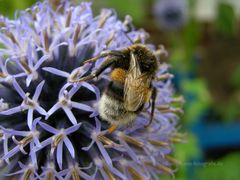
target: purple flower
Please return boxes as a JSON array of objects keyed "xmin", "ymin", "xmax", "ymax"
[
  {"xmin": 0, "ymin": 0, "xmax": 184, "ymax": 179},
  {"xmin": 153, "ymin": 0, "xmax": 188, "ymax": 30}
]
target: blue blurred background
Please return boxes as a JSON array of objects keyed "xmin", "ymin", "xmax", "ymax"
[{"xmin": 1, "ymin": 0, "xmax": 240, "ymax": 179}]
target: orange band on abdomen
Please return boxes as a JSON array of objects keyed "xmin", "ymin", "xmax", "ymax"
[{"xmin": 110, "ymin": 68, "xmax": 126, "ymax": 83}]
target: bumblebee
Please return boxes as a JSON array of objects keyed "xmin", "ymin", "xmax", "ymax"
[{"xmin": 70, "ymin": 44, "xmax": 158, "ymax": 133}]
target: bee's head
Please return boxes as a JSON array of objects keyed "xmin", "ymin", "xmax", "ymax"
[{"xmin": 130, "ymin": 44, "xmax": 158, "ymax": 74}]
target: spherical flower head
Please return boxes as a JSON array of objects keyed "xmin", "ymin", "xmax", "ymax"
[
  {"xmin": 0, "ymin": 0, "xmax": 184, "ymax": 179},
  {"xmin": 153, "ymin": 0, "xmax": 188, "ymax": 30}
]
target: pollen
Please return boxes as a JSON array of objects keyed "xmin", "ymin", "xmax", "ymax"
[{"xmin": 110, "ymin": 68, "xmax": 126, "ymax": 83}]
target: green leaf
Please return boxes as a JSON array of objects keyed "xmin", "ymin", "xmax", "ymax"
[
  {"xmin": 92, "ymin": 0, "xmax": 146, "ymax": 25},
  {"xmin": 196, "ymin": 153, "xmax": 240, "ymax": 180},
  {"xmin": 216, "ymin": 2, "xmax": 236, "ymax": 36},
  {"xmin": 231, "ymin": 64, "xmax": 240, "ymax": 88},
  {"xmin": 0, "ymin": 0, "xmax": 36, "ymax": 18},
  {"xmin": 182, "ymin": 78, "xmax": 211, "ymax": 123}
]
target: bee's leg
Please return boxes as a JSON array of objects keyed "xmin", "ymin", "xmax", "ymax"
[
  {"xmin": 70, "ymin": 57, "xmax": 118, "ymax": 83},
  {"xmin": 145, "ymin": 87, "xmax": 157, "ymax": 127},
  {"xmin": 84, "ymin": 50, "xmax": 124, "ymax": 64},
  {"xmin": 107, "ymin": 124, "xmax": 118, "ymax": 134}
]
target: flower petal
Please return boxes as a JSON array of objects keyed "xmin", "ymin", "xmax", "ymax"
[
  {"xmin": 27, "ymin": 109, "xmax": 34, "ymax": 129},
  {"xmin": 62, "ymin": 106, "xmax": 77, "ymax": 125},
  {"xmin": 96, "ymin": 141, "xmax": 112, "ymax": 166},
  {"xmin": 35, "ymin": 105, "xmax": 47, "ymax": 116},
  {"xmin": 26, "ymin": 74, "xmax": 33, "ymax": 87},
  {"xmin": 68, "ymin": 84, "xmax": 81, "ymax": 97},
  {"xmin": 38, "ymin": 121, "xmax": 59, "ymax": 134},
  {"xmin": 42, "ymin": 67, "xmax": 70, "ymax": 78},
  {"xmin": 95, "ymin": 118, "xmax": 101, "ymax": 132},
  {"xmin": 12, "ymin": 78, "xmax": 26, "ymax": 99},
  {"xmin": 3, "ymin": 137, "xmax": 10, "ymax": 164},
  {"xmin": 71, "ymin": 102, "xmax": 94, "ymax": 112},
  {"xmin": 82, "ymin": 139, "xmax": 95, "ymax": 151},
  {"xmin": 0, "ymin": 106, "xmax": 22, "ymax": 115},
  {"xmin": 65, "ymin": 123, "xmax": 81, "ymax": 135},
  {"xmin": 2, "ymin": 145, "xmax": 20, "ymax": 161},
  {"xmin": 34, "ymin": 55, "xmax": 49, "ymax": 70},
  {"xmin": 30, "ymin": 142, "xmax": 38, "ymax": 165},
  {"xmin": 1, "ymin": 128, "xmax": 29, "ymax": 136},
  {"xmin": 81, "ymin": 82, "xmax": 100, "ymax": 100},
  {"xmin": 47, "ymin": 103, "xmax": 61, "ymax": 118},
  {"xmin": 34, "ymin": 137, "xmax": 52, "ymax": 152},
  {"xmin": 57, "ymin": 141, "xmax": 63, "ymax": 170},
  {"xmin": 33, "ymin": 80, "xmax": 45, "ymax": 101},
  {"xmin": 63, "ymin": 136, "xmax": 75, "ymax": 158},
  {"xmin": 32, "ymin": 117, "xmax": 42, "ymax": 130}
]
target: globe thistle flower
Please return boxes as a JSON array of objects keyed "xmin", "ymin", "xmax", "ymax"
[
  {"xmin": 0, "ymin": 0, "xmax": 184, "ymax": 179},
  {"xmin": 153, "ymin": 0, "xmax": 188, "ymax": 30}
]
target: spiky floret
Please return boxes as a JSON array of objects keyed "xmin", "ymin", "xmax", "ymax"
[
  {"xmin": 0, "ymin": 0, "xmax": 184, "ymax": 179},
  {"xmin": 153, "ymin": 0, "xmax": 188, "ymax": 30}
]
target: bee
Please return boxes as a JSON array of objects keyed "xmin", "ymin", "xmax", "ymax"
[{"xmin": 70, "ymin": 44, "xmax": 158, "ymax": 133}]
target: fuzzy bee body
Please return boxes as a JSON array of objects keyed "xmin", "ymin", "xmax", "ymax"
[
  {"xmin": 71, "ymin": 44, "xmax": 158, "ymax": 127},
  {"xmin": 99, "ymin": 89, "xmax": 137, "ymax": 126}
]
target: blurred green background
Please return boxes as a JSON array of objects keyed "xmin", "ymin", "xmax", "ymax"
[{"xmin": 1, "ymin": 0, "xmax": 240, "ymax": 179}]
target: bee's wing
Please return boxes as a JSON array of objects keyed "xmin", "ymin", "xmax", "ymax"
[{"xmin": 124, "ymin": 52, "xmax": 152, "ymax": 111}]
